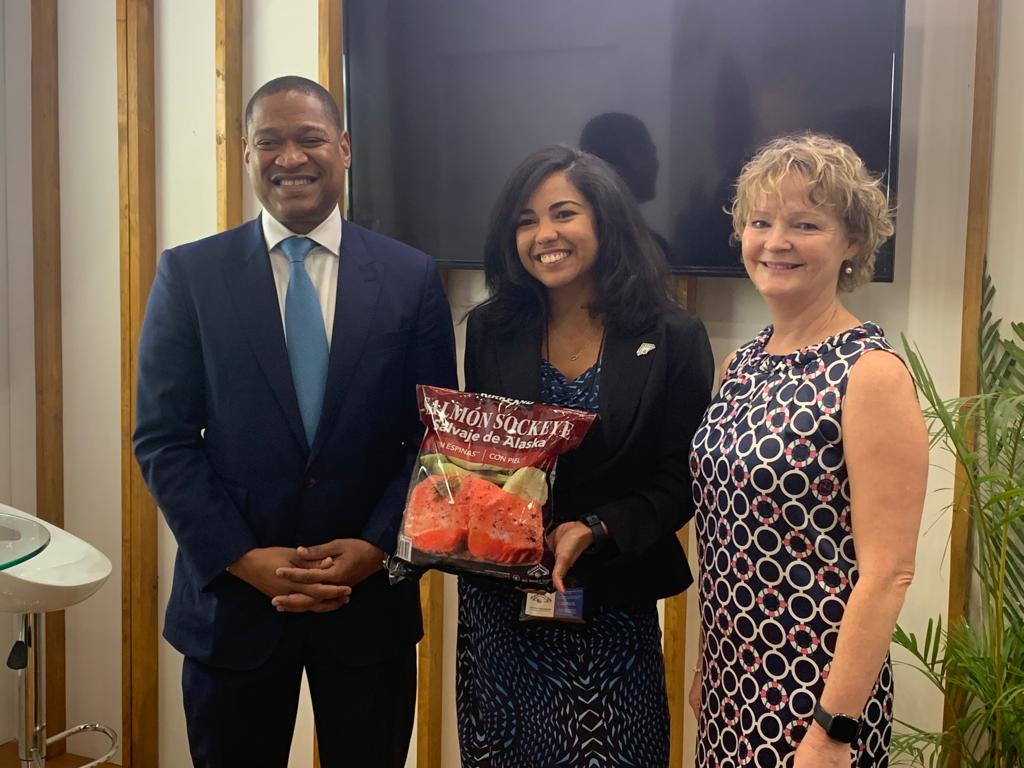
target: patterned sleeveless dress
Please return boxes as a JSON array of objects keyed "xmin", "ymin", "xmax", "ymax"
[
  {"xmin": 690, "ymin": 323, "xmax": 896, "ymax": 767},
  {"xmin": 456, "ymin": 360, "xmax": 670, "ymax": 768}
]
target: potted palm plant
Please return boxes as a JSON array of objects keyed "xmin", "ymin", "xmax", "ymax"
[{"xmin": 891, "ymin": 269, "xmax": 1024, "ymax": 767}]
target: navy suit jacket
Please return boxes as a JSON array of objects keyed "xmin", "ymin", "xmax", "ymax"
[{"xmin": 134, "ymin": 217, "xmax": 457, "ymax": 670}]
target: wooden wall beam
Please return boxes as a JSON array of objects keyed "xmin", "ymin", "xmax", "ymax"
[
  {"xmin": 319, "ymin": 0, "xmax": 345, "ymax": 216},
  {"xmin": 416, "ymin": 572, "xmax": 445, "ymax": 768},
  {"xmin": 664, "ymin": 548, "xmax": 689, "ymax": 767},
  {"xmin": 944, "ymin": 0, "xmax": 998, "ymax": 750},
  {"xmin": 318, "ymin": 0, "xmax": 344, "ymax": 120},
  {"xmin": 665, "ymin": 276, "xmax": 697, "ymax": 766},
  {"xmin": 216, "ymin": 0, "xmax": 243, "ymax": 232},
  {"xmin": 117, "ymin": 0, "xmax": 159, "ymax": 765},
  {"xmin": 31, "ymin": 0, "xmax": 67, "ymax": 755}
]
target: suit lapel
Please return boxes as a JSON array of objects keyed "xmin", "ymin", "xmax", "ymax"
[
  {"xmin": 593, "ymin": 323, "xmax": 659, "ymax": 460},
  {"xmin": 545, "ymin": 324, "xmax": 660, "ymax": 485},
  {"xmin": 309, "ymin": 220, "xmax": 382, "ymax": 459},
  {"xmin": 223, "ymin": 218, "xmax": 308, "ymax": 451}
]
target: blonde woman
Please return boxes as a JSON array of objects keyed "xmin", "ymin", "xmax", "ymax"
[{"xmin": 688, "ymin": 133, "xmax": 928, "ymax": 767}]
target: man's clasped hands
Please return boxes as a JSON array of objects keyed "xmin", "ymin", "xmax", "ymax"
[{"xmin": 226, "ymin": 538, "xmax": 386, "ymax": 613}]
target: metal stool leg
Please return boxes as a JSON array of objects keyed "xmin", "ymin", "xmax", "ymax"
[
  {"xmin": 46, "ymin": 724, "xmax": 119, "ymax": 767},
  {"xmin": 7, "ymin": 613, "xmax": 118, "ymax": 768},
  {"xmin": 10, "ymin": 613, "xmax": 45, "ymax": 768}
]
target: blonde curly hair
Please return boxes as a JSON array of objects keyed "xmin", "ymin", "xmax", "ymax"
[{"xmin": 729, "ymin": 133, "xmax": 895, "ymax": 292}]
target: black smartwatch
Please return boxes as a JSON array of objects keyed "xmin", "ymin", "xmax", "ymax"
[
  {"xmin": 580, "ymin": 513, "xmax": 609, "ymax": 550},
  {"xmin": 813, "ymin": 702, "xmax": 861, "ymax": 744}
]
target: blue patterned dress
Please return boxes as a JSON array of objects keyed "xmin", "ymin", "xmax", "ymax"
[
  {"xmin": 690, "ymin": 323, "xmax": 896, "ymax": 767},
  {"xmin": 457, "ymin": 360, "xmax": 670, "ymax": 768}
]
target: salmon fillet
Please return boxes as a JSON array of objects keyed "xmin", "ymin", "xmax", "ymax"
[
  {"xmin": 404, "ymin": 473, "xmax": 544, "ymax": 564},
  {"xmin": 403, "ymin": 475, "xmax": 470, "ymax": 554},
  {"xmin": 463, "ymin": 476, "xmax": 544, "ymax": 565}
]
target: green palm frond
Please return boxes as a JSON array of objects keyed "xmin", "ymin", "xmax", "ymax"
[
  {"xmin": 891, "ymin": 723, "xmax": 948, "ymax": 768},
  {"xmin": 979, "ymin": 270, "xmax": 1024, "ymax": 398},
  {"xmin": 893, "ymin": 260, "xmax": 1024, "ymax": 768}
]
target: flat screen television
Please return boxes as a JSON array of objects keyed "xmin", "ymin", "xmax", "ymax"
[{"xmin": 344, "ymin": 0, "xmax": 905, "ymax": 278}]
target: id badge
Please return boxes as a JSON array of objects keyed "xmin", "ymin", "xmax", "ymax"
[{"xmin": 520, "ymin": 587, "xmax": 585, "ymax": 623}]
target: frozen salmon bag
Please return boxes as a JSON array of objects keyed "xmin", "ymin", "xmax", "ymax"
[{"xmin": 390, "ymin": 385, "xmax": 597, "ymax": 587}]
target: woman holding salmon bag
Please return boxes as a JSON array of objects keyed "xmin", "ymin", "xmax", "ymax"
[{"xmin": 457, "ymin": 145, "xmax": 714, "ymax": 767}]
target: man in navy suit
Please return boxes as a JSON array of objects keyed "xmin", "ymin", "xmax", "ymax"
[{"xmin": 134, "ymin": 76, "xmax": 456, "ymax": 767}]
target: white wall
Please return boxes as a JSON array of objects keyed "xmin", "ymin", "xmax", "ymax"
[
  {"xmin": 0, "ymin": 0, "xmax": 13, "ymax": 746},
  {"xmin": 1, "ymin": 0, "xmax": 36, "ymax": 750},
  {"xmin": 57, "ymin": 0, "xmax": 123, "ymax": 759},
  {"xmin": 4, "ymin": 2, "xmax": 35, "ymax": 523},
  {"xmin": 0, "ymin": 0, "xmax": 11, "ymax": 569},
  {"xmin": 988, "ymin": 0, "xmax": 1024, "ymax": 327},
  {"xmin": 2, "ymin": 0, "xmax": 1021, "ymax": 765}
]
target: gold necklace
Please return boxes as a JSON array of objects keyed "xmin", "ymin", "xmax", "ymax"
[
  {"xmin": 546, "ymin": 326, "xmax": 585, "ymax": 361},
  {"xmin": 545, "ymin": 322, "xmax": 605, "ymax": 363}
]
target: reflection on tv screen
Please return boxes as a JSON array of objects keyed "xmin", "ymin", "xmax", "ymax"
[{"xmin": 345, "ymin": 0, "xmax": 904, "ymax": 279}]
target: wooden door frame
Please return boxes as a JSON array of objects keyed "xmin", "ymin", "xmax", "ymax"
[
  {"xmin": 31, "ymin": 0, "xmax": 67, "ymax": 756},
  {"xmin": 118, "ymin": 0, "xmax": 159, "ymax": 765},
  {"xmin": 216, "ymin": 0, "xmax": 243, "ymax": 233}
]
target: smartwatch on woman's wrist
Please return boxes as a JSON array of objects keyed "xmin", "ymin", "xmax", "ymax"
[
  {"xmin": 813, "ymin": 702, "xmax": 861, "ymax": 744},
  {"xmin": 580, "ymin": 513, "xmax": 608, "ymax": 550}
]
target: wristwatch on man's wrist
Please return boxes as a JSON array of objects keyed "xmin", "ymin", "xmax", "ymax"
[
  {"xmin": 813, "ymin": 702, "xmax": 861, "ymax": 744},
  {"xmin": 580, "ymin": 513, "xmax": 609, "ymax": 550}
]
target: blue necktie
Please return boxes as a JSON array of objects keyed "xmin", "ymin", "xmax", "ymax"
[{"xmin": 281, "ymin": 236, "xmax": 328, "ymax": 447}]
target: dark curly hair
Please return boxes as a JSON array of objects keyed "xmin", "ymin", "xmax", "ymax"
[{"xmin": 477, "ymin": 145, "xmax": 673, "ymax": 334}]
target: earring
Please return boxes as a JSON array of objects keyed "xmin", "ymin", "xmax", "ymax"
[{"xmin": 842, "ymin": 261, "xmax": 854, "ymax": 276}]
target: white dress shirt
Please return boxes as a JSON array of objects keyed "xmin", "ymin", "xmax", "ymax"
[{"xmin": 261, "ymin": 206, "xmax": 342, "ymax": 346}]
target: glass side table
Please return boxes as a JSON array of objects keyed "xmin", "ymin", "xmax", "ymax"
[{"xmin": 0, "ymin": 512, "xmax": 51, "ymax": 572}]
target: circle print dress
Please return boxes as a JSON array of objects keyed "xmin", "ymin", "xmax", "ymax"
[{"xmin": 690, "ymin": 323, "xmax": 896, "ymax": 768}]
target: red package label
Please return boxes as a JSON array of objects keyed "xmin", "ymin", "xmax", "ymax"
[{"xmin": 393, "ymin": 385, "xmax": 597, "ymax": 585}]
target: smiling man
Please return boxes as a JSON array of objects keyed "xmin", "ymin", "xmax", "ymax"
[
  {"xmin": 133, "ymin": 76, "xmax": 456, "ymax": 768},
  {"xmin": 243, "ymin": 82, "xmax": 349, "ymax": 234}
]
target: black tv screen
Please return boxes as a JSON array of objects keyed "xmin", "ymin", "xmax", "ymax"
[{"xmin": 344, "ymin": 0, "xmax": 904, "ymax": 279}]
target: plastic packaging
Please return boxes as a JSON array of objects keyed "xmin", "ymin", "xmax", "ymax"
[{"xmin": 389, "ymin": 385, "xmax": 597, "ymax": 587}]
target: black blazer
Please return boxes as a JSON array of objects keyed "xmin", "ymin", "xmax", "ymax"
[{"xmin": 464, "ymin": 304, "xmax": 714, "ymax": 609}]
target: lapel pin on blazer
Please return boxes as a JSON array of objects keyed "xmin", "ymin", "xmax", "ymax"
[{"xmin": 636, "ymin": 342, "xmax": 656, "ymax": 357}]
